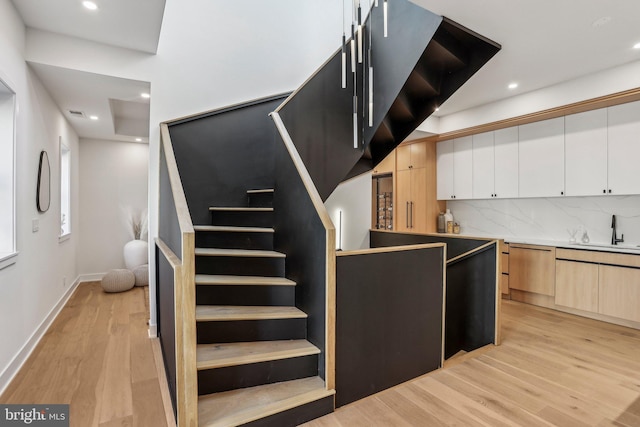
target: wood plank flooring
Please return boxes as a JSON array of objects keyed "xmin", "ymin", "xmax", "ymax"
[
  {"xmin": 303, "ymin": 300, "xmax": 640, "ymax": 427},
  {"xmin": 0, "ymin": 282, "xmax": 172, "ymax": 427},
  {"xmin": 4, "ymin": 285, "xmax": 640, "ymax": 427}
]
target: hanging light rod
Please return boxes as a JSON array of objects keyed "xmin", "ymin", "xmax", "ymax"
[{"xmin": 384, "ymin": 0, "xmax": 388, "ymax": 37}]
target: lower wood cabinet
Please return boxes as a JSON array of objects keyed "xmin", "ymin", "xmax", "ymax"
[
  {"xmin": 554, "ymin": 259, "xmax": 598, "ymax": 312},
  {"xmin": 599, "ymin": 265, "xmax": 640, "ymax": 323},
  {"xmin": 509, "ymin": 244, "xmax": 556, "ymax": 296}
]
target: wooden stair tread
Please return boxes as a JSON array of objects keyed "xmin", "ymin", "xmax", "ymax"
[
  {"xmin": 195, "ymin": 248, "xmax": 285, "ymax": 258},
  {"xmin": 198, "ymin": 377, "xmax": 334, "ymax": 427},
  {"xmin": 246, "ymin": 188, "xmax": 275, "ymax": 194},
  {"xmin": 196, "ymin": 305, "xmax": 307, "ymax": 321},
  {"xmin": 209, "ymin": 207, "xmax": 273, "ymax": 212},
  {"xmin": 197, "ymin": 340, "xmax": 320, "ymax": 370},
  {"xmin": 195, "ymin": 274, "xmax": 295, "ymax": 286},
  {"xmin": 194, "ymin": 225, "xmax": 274, "ymax": 233}
]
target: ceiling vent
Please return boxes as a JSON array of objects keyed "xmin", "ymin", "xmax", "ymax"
[{"xmin": 68, "ymin": 110, "xmax": 86, "ymax": 118}]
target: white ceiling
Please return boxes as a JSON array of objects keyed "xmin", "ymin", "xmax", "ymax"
[
  {"xmin": 11, "ymin": 0, "xmax": 166, "ymax": 54},
  {"xmin": 11, "ymin": 0, "xmax": 640, "ymax": 143},
  {"xmin": 410, "ymin": 0, "xmax": 640, "ymax": 116},
  {"xmin": 29, "ymin": 63, "xmax": 150, "ymax": 143}
]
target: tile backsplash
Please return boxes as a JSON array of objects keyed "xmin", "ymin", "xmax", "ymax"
[{"xmin": 448, "ymin": 195, "xmax": 640, "ymax": 245}]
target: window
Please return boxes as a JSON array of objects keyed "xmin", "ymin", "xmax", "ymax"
[
  {"xmin": 0, "ymin": 77, "xmax": 16, "ymax": 266},
  {"xmin": 59, "ymin": 139, "xmax": 71, "ymax": 239}
]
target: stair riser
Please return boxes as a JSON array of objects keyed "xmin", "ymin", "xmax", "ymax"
[
  {"xmin": 197, "ymin": 355, "xmax": 318, "ymax": 395},
  {"xmin": 196, "ymin": 318, "xmax": 307, "ymax": 344},
  {"xmin": 210, "ymin": 211, "xmax": 273, "ymax": 228},
  {"xmin": 247, "ymin": 192, "xmax": 274, "ymax": 208},
  {"xmin": 239, "ymin": 395, "xmax": 334, "ymax": 427},
  {"xmin": 196, "ymin": 285, "xmax": 294, "ymax": 306},
  {"xmin": 196, "ymin": 231, "xmax": 274, "ymax": 250},
  {"xmin": 196, "ymin": 256, "xmax": 285, "ymax": 277}
]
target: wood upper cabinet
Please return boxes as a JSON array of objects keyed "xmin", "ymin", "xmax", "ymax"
[
  {"xmin": 555, "ymin": 259, "xmax": 599, "ymax": 312},
  {"xmin": 607, "ymin": 100, "xmax": 640, "ymax": 196},
  {"xmin": 397, "ymin": 141, "xmax": 428, "ymax": 171},
  {"xmin": 395, "ymin": 140, "xmax": 439, "ymax": 233},
  {"xmin": 373, "ymin": 150, "xmax": 396, "ymax": 175},
  {"xmin": 437, "ymin": 137, "xmax": 472, "ymax": 200},
  {"xmin": 518, "ymin": 117, "xmax": 565, "ymax": 198},
  {"xmin": 509, "ymin": 244, "xmax": 556, "ymax": 296},
  {"xmin": 565, "ymin": 109, "xmax": 608, "ymax": 196}
]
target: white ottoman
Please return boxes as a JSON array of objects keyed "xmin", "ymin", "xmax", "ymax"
[
  {"xmin": 133, "ymin": 264, "xmax": 149, "ymax": 287},
  {"xmin": 101, "ymin": 269, "xmax": 135, "ymax": 293}
]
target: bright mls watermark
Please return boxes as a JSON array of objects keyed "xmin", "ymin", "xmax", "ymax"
[{"xmin": 0, "ymin": 405, "xmax": 68, "ymax": 426}]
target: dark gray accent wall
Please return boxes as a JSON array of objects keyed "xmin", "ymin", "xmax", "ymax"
[
  {"xmin": 272, "ymin": 131, "xmax": 328, "ymax": 380},
  {"xmin": 278, "ymin": 1, "xmax": 444, "ymax": 201},
  {"xmin": 167, "ymin": 95, "xmax": 287, "ymax": 225},
  {"xmin": 335, "ymin": 246, "xmax": 445, "ymax": 407}
]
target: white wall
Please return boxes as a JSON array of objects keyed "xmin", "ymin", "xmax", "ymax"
[
  {"xmin": 22, "ymin": 0, "xmax": 346, "ymax": 333},
  {"xmin": 325, "ymin": 172, "xmax": 372, "ymax": 251},
  {"xmin": 78, "ymin": 139, "xmax": 149, "ymax": 275},
  {"xmin": 0, "ymin": 0, "xmax": 80, "ymax": 394}
]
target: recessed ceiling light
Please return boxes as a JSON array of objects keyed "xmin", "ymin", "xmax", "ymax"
[
  {"xmin": 82, "ymin": 1, "xmax": 98, "ymax": 11},
  {"xmin": 592, "ymin": 16, "xmax": 612, "ymax": 27},
  {"xmin": 634, "ymin": 42, "xmax": 640, "ymax": 50},
  {"xmin": 141, "ymin": 93, "xmax": 150, "ymax": 99},
  {"xmin": 89, "ymin": 115, "xmax": 99, "ymax": 120},
  {"xmin": 508, "ymin": 82, "xmax": 518, "ymax": 90},
  {"xmin": 135, "ymin": 138, "xmax": 142, "ymax": 142},
  {"xmin": 435, "ymin": 107, "xmax": 440, "ymax": 112}
]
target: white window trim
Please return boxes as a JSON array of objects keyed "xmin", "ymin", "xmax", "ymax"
[
  {"xmin": 0, "ymin": 72, "xmax": 17, "ymax": 263},
  {"xmin": 59, "ymin": 137, "xmax": 71, "ymax": 241}
]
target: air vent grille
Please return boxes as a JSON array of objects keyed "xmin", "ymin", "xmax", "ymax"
[{"xmin": 68, "ymin": 110, "xmax": 86, "ymax": 118}]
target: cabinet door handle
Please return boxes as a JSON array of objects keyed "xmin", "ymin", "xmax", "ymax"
[
  {"xmin": 406, "ymin": 202, "xmax": 409, "ymax": 228},
  {"xmin": 608, "ymin": 189, "xmax": 612, "ymax": 194},
  {"xmin": 561, "ymin": 191, "xmax": 564, "ymax": 195},
  {"xmin": 410, "ymin": 201, "xmax": 414, "ymax": 228}
]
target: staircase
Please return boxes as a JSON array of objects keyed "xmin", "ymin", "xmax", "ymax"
[{"xmin": 194, "ymin": 188, "xmax": 335, "ymax": 426}]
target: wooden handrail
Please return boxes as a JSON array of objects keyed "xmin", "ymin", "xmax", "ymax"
[
  {"xmin": 337, "ymin": 243, "xmax": 445, "ymax": 257},
  {"xmin": 159, "ymin": 124, "xmax": 197, "ymax": 427},
  {"xmin": 446, "ymin": 240, "xmax": 497, "ymax": 265},
  {"xmin": 270, "ymin": 111, "xmax": 337, "ymax": 390}
]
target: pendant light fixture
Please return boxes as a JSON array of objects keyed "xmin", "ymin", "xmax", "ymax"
[
  {"xmin": 341, "ymin": 0, "xmax": 347, "ymax": 88},
  {"xmin": 384, "ymin": 0, "xmax": 388, "ymax": 37},
  {"xmin": 368, "ymin": 2, "xmax": 374, "ymax": 127},
  {"xmin": 357, "ymin": 1, "xmax": 363, "ymax": 63}
]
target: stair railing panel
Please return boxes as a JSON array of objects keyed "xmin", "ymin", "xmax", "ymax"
[
  {"xmin": 158, "ymin": 123, "xmax": 197, "ymax": 427},
  {"xmin": 271, "ymin": 112, "xmax": 336, "ymax": 390}
]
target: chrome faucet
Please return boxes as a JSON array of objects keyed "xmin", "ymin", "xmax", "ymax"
[{"xmin": 611, "ymin": 215, "xmax": 624, "ymax": 245}]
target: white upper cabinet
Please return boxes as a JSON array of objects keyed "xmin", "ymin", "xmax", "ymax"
[
  {"xmin": 518, "ymin": 117, "xmax": 565, "ymax": 198},
  {"xmin": 436, "ymin": 139, "xmax": 454, "ymax": 200},
  {"xmin": 565, "ymin": 109, "xmax": 608, "ymax": 196},
  {"xmin": 436, "ymin": 136, "xmax": 473, "ymax": 200},
  {"xmin": 607, "ymin": 101, "xmax": 640, "ymax": 195},
  {"xmin": 472, "ymin": 131, "xmax": 495, "ymax": 199},
  {"xmin": 453, "ymin": 136, "xmax": 473, "ymax": 200},
  {"xmin": 493, "ymin": 127, "xmax": 519, "ymax": 199}
]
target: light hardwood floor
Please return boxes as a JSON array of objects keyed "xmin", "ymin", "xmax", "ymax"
[
  {"xmin": 0, "ymin": 282, "xmax": 172, "ymax": 427},
  {"xmin": 303, "ymin": 300, "xmax": 640, "ymax": 426},
  {"xmin": 4, "ymin": 285, "xmax": 640, "ymax": 426}
]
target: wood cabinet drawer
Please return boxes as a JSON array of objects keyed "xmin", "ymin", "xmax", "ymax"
[
  {"xmin": 509, "ymin": 244, "xmax": 556, "ymax": 296},
  {"xmin": 555, "ymin": 260, "xmax": 598, "ymax": 312},
  {"xmin": 599, "ymin": 265, "xmax": 640, "ymax": 322}
]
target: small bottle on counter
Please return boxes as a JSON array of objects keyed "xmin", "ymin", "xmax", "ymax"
[
  {"xmin": 437, "ymin": 212, "xmax": 446, "ymax": 233},
  {"xmin": 453, "ymin": 222, "xmax": 460, "ymax": 234},
  {"xmin": 444, "ymin": 209, "xmax": 454, "ymax": 233}
]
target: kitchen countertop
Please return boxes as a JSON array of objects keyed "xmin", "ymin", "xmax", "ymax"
[{"xmin": 504, "ymin": 237, "xmax": 640, "ymax": 255}]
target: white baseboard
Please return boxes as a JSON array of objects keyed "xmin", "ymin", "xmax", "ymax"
[
  {"xmin": 77, "ymin": 272, "xmax": 106, "ymax": 283},
  {"xmin": 0, "ymin": 275, "xmax": 83, "ymax": 396}
]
